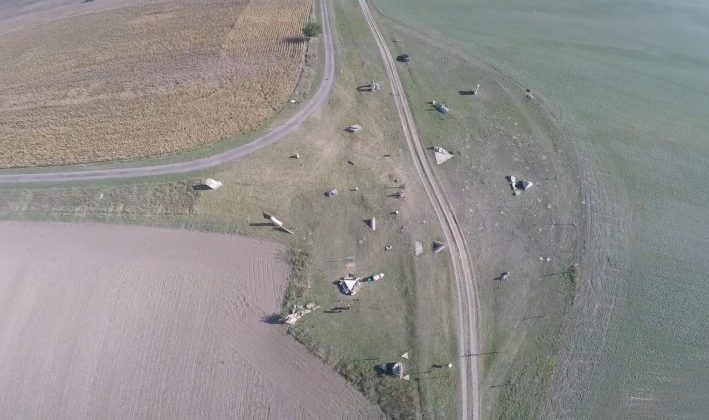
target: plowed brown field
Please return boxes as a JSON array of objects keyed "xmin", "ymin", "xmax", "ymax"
[
  {"xmin": 0, "ymin": 222, "xmax": 381, "ymax": 419},
  {"xmin": 0, "ymin": 0, "xmax": 313, "ymax": 168}
]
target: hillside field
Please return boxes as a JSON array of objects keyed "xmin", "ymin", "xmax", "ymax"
[
  {"xmin": 373, "ymin": 0, "xmax": 709, "ymax": 418},
  {"xmin": 0, "ymin": 0, "xmax": 314, "ymax": 168}
]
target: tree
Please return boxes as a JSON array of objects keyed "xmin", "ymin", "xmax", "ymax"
[{"xmin": 302, "ymin": 22, "xmax": 322, "ymax": 39}]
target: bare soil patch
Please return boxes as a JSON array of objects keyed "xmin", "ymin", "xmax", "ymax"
[
  {"xmin": 0, "ymin": 0, "xmax": 313, "ymax": 168},
  {"xmin": 0, "ymin": 222, "xmax": 380, "ymax": 419}
]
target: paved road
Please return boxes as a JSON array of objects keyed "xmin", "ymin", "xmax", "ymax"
[
  {"xmin": 357, "ymin": 1, "xmax": 481, "ymax": 419},
  {"xmin": 0, "ymin": 0, "xmax": 336, "ymax": 184}
]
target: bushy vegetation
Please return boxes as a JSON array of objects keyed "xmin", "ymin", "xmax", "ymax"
[
  {"xmin": 281, "ymin": 247, "xmax": 311, "ymax": 313},
  {"xmin": 336, "ymin": 360, "xmax": 420, "ymax": 419},
  {"xmin": 303, "ymin": 21, "xmax": 322, "ymax": 38}
]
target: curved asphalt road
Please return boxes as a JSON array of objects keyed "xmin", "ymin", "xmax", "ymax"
[
  {"xmin": 357, "ymin": 1, "xmax": 481, "ymax": 419},
  {"xmin": 0, "ymin": 0, "xmax": 335, "ymax": 184}
]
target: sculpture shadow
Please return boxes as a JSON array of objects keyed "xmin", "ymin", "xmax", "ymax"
[
  {"xmin": 261, "ymin": 313, "xmax": 282, "ymax": 324},
  {"xmin": 373, "ymin": 364, "xmax": 388, "ymax": 375}
]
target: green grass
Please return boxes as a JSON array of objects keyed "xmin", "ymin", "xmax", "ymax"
[
  {"xmin": 0, "ymin": 181, "xmax": 199, "ymax": 226},
  {"xmin": 372, "ymin": 0, "xmax": 709, "ymax": 418},
  {"xmin": 281, "ymin": 247, "xmax": 312, "ymax": 311},
  {"xmin": 364, "ymin": 6, "xmax": 588, "ymax": 418},
  {"xmin": 336, "ymin": 360, "xmax": 420, "ymax": 419}
]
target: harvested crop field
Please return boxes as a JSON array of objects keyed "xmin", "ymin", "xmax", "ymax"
[
  {"xmin": 0, "ymin": 0, "xmax": 314, "ymax": 168},
  {"xmin": 0, "ymin": 222, "xmax": 381, "ymax": 419}
]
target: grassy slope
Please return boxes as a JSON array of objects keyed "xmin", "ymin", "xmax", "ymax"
[
  {"xmin": 372, "ymin": 0, "xmax": 709, "ymax": 418},
  {"xmin": 0, "ymin": 0, "xmax": 462, "ymax": 417},
  {"xmin": 366, "ymin": 7, "xmax": 585, "ymax": 418}
]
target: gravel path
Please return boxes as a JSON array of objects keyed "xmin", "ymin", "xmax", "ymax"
[{"xmin": 357, "ymin": 1, "xmax": 481, "ymax": 418}]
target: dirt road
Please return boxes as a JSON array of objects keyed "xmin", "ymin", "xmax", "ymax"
[
  {"xmin": 0, "ymin": 0, "xmax": 336, "ymax": 184},
  {"xmin": 0, "ymin": 222, "xmax": 382, "ymax": 419},
  {"xmin": 357, "ymin": 1, "xmax": 481, "ymax": 418}
]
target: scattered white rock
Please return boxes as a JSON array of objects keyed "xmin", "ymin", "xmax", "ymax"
[
  {"xmin": 202, "ymin": 178, "xmax": 223, "ymax": 190},
  {"xmin": 414, "ymin": 241, "xmax": 423, "ymax": 256}
]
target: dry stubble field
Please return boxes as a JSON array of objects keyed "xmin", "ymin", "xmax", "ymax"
[
  {"xmin": 0, "ymin": 0, "xmax": 313, "ymax": 168},
  {"xmin": 0, "ymin": 222, "xmax": 381, "ymax": 419}
]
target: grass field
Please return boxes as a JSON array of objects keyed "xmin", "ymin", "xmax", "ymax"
[
  {"xmin": 0, "ymin": 1, "xmax": 462, "ymax": 417},
  {"xmin": 0, "ymin": 222, "xmax": 381, "ymax": 419},
  {"xmin": 366, "ymin": 8, "xmax": 585, "ymax": 418},
  {"xmin": 372, "ymin": 0, "xmax": 709, "ymax": 418},
  {"xmin": 0, "ymin": 0, "xmax": 314, "ymax": 168}
]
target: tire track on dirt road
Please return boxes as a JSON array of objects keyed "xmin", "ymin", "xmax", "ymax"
[
  {"xmin": 357, "ymin": 1, "xmax": 481, "ymax": 418},
  {"xmin": 0, "ymin": 0, "xmax": 336, "ymax": 184}
]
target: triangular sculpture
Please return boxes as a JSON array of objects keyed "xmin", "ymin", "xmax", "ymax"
[{"xmin": 433, "ymin": 240, "xmax": 448, "ymax": 254}]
